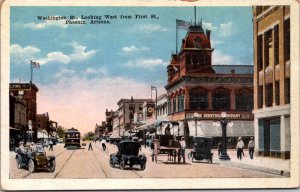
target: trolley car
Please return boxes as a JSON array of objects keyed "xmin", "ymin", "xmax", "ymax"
[{"xmin": 64, "ymin": 128, "xmax": 81, "ymax": 149}]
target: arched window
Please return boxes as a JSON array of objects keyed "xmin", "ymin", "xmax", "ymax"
[
  {"xmin": 195, "ymin": 37, "xmax": 201, "ymax": 48},
  {"xmin": 189, "ymin": 89, "xmax": 208, "ymax": 110},
  {"xmin": 172, "ymin": 97, "xmax": 177, "ymax": 113},
  {"xmin": 212, "ymin": 88, "xmax": 230, "ymax": 111}
]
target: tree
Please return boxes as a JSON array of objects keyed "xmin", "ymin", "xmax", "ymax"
[{"xmin": 56, "ymin": 126, "xmax": 65, "ymax": 139}]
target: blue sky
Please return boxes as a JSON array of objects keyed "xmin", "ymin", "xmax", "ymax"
[{"xmin": 10, "ymin": 6, "xmax": 253, "ymax": 133}]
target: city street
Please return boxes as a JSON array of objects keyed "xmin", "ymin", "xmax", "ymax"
[{"xmin": 10, "ymin": 142, "xmax": 282, "ymax": 179}]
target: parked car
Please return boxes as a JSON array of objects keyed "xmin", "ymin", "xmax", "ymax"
[
  {"xmin": 15, "ymin": 143, "xmax": 56, "ymax": 173},
  {"xmin": 109, "ymin": 140, "xmax": 147, "ymax": 170}
]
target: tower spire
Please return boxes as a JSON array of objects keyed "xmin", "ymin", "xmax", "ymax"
[{"xmin": 194, "ymin": 6, "xmax": 196, "ymax": 25}]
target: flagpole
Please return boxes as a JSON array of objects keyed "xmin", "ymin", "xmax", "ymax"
[
  {"xmin": 30, "ymin": 61, "xmax": 33, "ymax": 83},
  {"xmin": 176, "ymin": 21, "xmax": 178, "ymax": 55}
]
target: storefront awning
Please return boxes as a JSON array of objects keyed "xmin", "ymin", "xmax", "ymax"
[{"xmin": 187, "ymin": 120, "xmax": 254, "ymax": 137}]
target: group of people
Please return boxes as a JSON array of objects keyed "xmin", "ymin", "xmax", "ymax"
[
  {"xmin": 88, "ymin": 138, "xmax": 107, "ymax": 151},
  {"xmin": 150, "ymin": 136, "xmax": 186, "ymax": 164},
  {"xmin": 236, "ymin": 137, "xmax": 255, "ymax": 160},
  {"xmin": 217, "ymin": 137, "xmax": 255, "ymax": 160}
]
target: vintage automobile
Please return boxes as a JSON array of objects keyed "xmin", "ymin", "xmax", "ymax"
[
  {"xmin": 15, "ymin": 143, "xmax": 56, "ymax": 173},
  {"xmin": 189, "ymin": 136, "xmax": 213, "ymax": 163},
  {"xmin": 109, "ymin": 140, "xmax": 147, "ymax": 170}
]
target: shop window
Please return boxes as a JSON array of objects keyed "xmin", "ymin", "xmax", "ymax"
[
  {"xmin": 265, "ymin": 83, "xmax": 273, "ymax": 107},
  {"xmin": 190, "ymin": 89, "xmax": 208, "ymax": 110},
  {"xmin": 235, "ymin": 92, "xmax": 253, "ymax": 111},
  {"xmin": 284, "ymin": 18, "xmax": 290, "ymax": 62},
  {"xmin": 212, "ymin": 88, "xmax": 230, "ymax": 111},
  {"xmin": 285, "ymin": 78, "xmax": 290, "ymax": 104}
]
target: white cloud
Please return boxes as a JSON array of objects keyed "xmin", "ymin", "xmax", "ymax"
[
  {"xmin": 124, "ymin": 58, "xmax": 168, "ymax": 69},
  {"xmin": 135, "ymin": 24, "xmax": 168, "ymax": 33},
  {"xmin": 14, "ymin": 16, "xmax": 85, "ymax": 30},
  {"xmin": 84, "ymin": 67, "xmax": 107, "ymax": 75},
  {"xmin": 211, "ymin": 39, "xmax": 224, "ymax": 47},
  {"xmin": 54, "ymin": 67, "xmax": 75, "ymax": 78},
  {"xmin": 11, "ymin": 42, "xmax": 97, "ymax": 65},
  {"xmin": 10, "ymin": 44, "xmax": 41, "ymax": 64},
  {"xmin": 212, "ymin": 50, "xmax": 241, "ymax": 65},
  {"xmin": 219, "ymin": 21, "xmax": 235, "ymax": 36},
  {"xmin": 37, "ymin": 76, "xmax": 165, "ymax": 134},
  {"xmin": 69, "ymin": 42, "xmax": 97, "ymax": 61},
  {"xmin": 202, "ymin": 22, "xmax": 217, "ymax": 31},
  {"xmin": 39, "ymin": 51, "xmax": 71, "ymax": 65},
  {"xmin": 119, "ymin": 45, "xmax": 150, "ymax": 56}
]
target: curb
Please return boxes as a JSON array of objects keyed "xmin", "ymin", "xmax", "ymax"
[{"xmin": 215, "ymin": 159, "xmax": 290, "ymax": 177}]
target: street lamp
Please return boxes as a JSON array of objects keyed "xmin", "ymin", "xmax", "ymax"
[
  {"xmin": 193, "ymin": 112, "xmax": 199, "ymax": 136},
  {"xmin": 213, "ymin": 112, "xmax": 233, "ymax": 160}
]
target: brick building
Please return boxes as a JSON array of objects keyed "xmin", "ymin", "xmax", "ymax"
[
  {"xmin": 9, "ymin": 83, "xmax": 39, "ymax": 142},
  {"xmin": 165, "ymin": 21, "xmax": 254, "ymax": 146},
  {"xmin": 252, "ymin": 6, "xmax": 290, "ymax": 159}
]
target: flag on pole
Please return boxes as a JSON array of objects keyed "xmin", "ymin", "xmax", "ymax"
[
  {"xmin": 151, "ymin": 86, "xmax": 157, "ymax": 91},
  {"xmin": 176, "ymin": 19, "xmax": 190, "ymax": 30},
  {"xmin": 30, "ymin": 60, "xmax": 40, "ymax": 68}
]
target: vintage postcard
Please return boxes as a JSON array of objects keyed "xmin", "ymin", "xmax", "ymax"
[{"xmin": 1, "ymin": 0, "xmax": 299, "ymax": 190}]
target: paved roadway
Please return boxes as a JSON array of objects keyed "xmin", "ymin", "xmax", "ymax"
[{"xmin": 10, "ymin": 142, "xmax": 282, "ymax": 179}]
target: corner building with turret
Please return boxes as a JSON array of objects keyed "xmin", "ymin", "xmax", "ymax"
[{"xmin": 165, "ymin": 22, "xmax": 254, "ymax": 147}]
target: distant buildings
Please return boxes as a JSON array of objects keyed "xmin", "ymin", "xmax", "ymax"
[
  {"xmin": 9, "ymin": 83, "xmax": 59, "ymax": 146},
  {"xmin": 252, "ymin": 6, "xmax": 290, "ymax": 159}
]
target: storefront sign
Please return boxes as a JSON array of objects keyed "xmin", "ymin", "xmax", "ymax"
[
  {"xmin": 9, "ymin": 84, "xmax": 32, "ymax": 90},
  {"xmin": 186, "ymin": 113, "xmax": 251, "ymax": 119}
]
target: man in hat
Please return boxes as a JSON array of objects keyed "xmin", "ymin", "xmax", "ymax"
[
  {"xmin": 236, "ymin": 137, "xmax": 244, "ymax": 160},
  {"xmin": 248, "ymin": 137, "xmax": 255, "ymax": 159},
  {"xmin": 179, "ymin": 137, "xmax": 186, "ymax": 164}
]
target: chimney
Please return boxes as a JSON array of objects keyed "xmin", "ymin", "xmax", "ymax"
[{"xmin": 206, "ymin": 30, "xmax": 211, "ymax": 41}]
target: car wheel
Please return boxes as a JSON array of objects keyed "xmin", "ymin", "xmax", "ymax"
[
  {"xmin": 28, "ymin": 159, "xmax": 35, "ymax": 173},
  {"xmin": 109, "ymin": 159, "xmax": 115, "ymax": 168},
  {"xmin": 49, "ymin": 160, "xmax": 56, "ymax": 172},
  {"xmin": 120, "ymin": 160, "xmax": 125, "ymax": 170},
  {"xmin": 140, "ymin": 163, "xmax": 146, "ymax": 170}
]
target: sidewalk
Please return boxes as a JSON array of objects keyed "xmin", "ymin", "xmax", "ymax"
[{"xmin": 212, "ymin": 149, "xmax": 290, "ymax": 177}]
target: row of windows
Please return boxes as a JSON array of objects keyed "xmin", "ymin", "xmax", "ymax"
[
  {"xmin": 258, "ymin": 78, "xmax": 290, "ymax": 108},
  {"xmin": 168, "ymin": 91, "xmax": 253, "ymax": 114},
  {"xmin": 257, "ymin": 18, "xmax": 290, "ymax": 71}
]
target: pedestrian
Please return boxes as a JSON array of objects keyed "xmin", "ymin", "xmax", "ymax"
[
  {"xmin": 236, "ymin": 137, "xmax": 244, "ymax": 160},
  {"xmin": 217, "ymin": 141, "xmax": 222, "ymax": 156},
  {"xmin": 101, "ymin": 138, "xmax": 107, "ymax": 151},
  {"xmin": 88, "ymin": 142, "xmax": 93, "ymax": 151},
  {"xmin": 179, "ymin": 137, "xmax": 186, "ymax": 164},
  {"xmin": 248, "ymin": 137, "xmax": 255, "ymax": 159},
  {"xmin": 152, "ymin": 139, "xmax": 159, "ymax": 163},
  {"xmin": 49, "ymin": 140, "xmax": 53, "ymax": 151}
]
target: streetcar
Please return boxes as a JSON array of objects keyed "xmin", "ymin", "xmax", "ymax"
[{"xmin": 64, "ymin": 128, "xmax": 81, "ymax": 149}]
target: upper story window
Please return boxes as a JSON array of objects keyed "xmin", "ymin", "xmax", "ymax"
[
  {"xmin": 235, "ymin": 90, "xmax": 253, "ymax": 111},
  {"xmin": 190, "ymin": 89, "xmax": 208, "ymax": 110},
  {"xmin": 195, "ymin": 37, "xmax": 201, "ymax": 48},
  {"xmin": 212, "ymin": 88, "xmax": 230, "ymax": 111}
]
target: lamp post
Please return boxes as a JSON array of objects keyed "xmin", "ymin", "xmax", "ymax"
[
  {"xmin": 193, "ymin": 112, "xmax": 199, "ymax": 136},
  {"xmin": 213, "ymin": 112, "xmax": 233, "ymax": 160}
]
